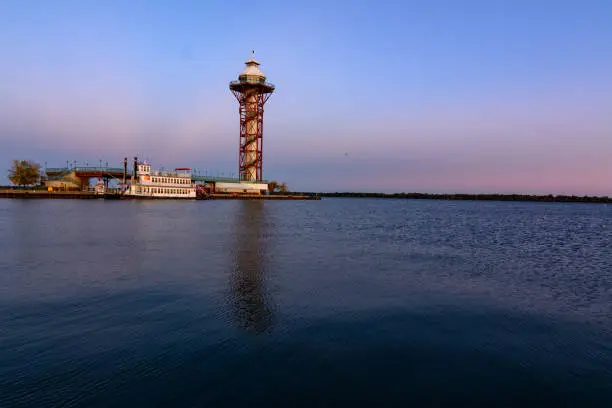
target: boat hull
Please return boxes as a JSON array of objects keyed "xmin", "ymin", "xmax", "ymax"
[{"xmin": 119, "ymin": 195, "xmax": 196, "ymax": 200}]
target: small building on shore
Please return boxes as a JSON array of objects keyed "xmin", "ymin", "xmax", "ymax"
[
  {"xmin": 42, "ymin": 172, "xmax": 84, "ymax": 191},
  {"xmin": 213, "ymin": 181, "xmax": 269, "ymax": 195}
]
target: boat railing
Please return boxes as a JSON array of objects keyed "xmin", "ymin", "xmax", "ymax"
[{"xmin": 150, "ymin": 170, "xmax": 191, "ymax": 178}]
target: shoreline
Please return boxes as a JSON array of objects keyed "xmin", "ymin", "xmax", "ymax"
[
  {"xmin": 0, "ymin": 189, "xmax": 609, "ymax": 203},
  {"xmin": 279, "ymin": 192, "xmax": 612, "ymax": 204},
  {"xmin": 0, "ymin": 190, "xmax": 319, "ymax": 201}
]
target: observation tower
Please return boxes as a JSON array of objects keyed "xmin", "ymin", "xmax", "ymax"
[{"xmin": 229, "ymin": 52, "xmax": 275, "ymax": 182}]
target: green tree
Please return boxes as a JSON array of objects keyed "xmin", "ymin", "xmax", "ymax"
[
  {"xmin": 268, "ymin": 180, "xmax": 288, "ymax": 193},
  {"xmin": 8, "ymin": 160, "xmax": 41, "ymax": 187}
]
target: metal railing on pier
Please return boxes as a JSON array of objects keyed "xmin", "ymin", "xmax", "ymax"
[{"xmin": 46, "ymin": 167, "xmax": 125, "ymax": 174}]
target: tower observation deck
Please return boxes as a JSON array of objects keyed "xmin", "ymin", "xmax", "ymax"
[{"xmin": 229, "ymin": 52, "xmax": 275, "ymax": 182}]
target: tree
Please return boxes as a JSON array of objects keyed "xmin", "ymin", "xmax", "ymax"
[
  {"xmin": 8, "ymin": 160, "xmax": 41, "ymax": 187},
  {"xmin": 268, "ymin": 180, "xmax": 288, "ymax": 193}
]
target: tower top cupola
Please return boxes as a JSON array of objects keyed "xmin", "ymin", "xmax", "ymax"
[{"xmin": 238, "ymin": 51, "xmax": 268, "ymax": 84}]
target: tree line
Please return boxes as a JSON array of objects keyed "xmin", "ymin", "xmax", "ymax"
[{"xmin": 277, "ymin": 191, "xmax": 612, "ymax": 204}]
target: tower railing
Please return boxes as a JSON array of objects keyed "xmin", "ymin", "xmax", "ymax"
[{"xmin": 229, "ymin": 80, "xmax": 275, "ymax": 88}]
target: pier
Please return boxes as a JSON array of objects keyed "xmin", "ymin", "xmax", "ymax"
[
  {"xmin": 209, "ymin": 194, "xmax": 320, "ymax": 200},
  {"xmin": 0, "ymin": 188, "xmax": 319, "ymax": 201},
  {"xmin": 0, "ymin": 189, "xmax": 98, "ymax": 199}
]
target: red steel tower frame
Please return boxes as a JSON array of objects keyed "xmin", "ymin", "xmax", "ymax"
[{"xmin": 229, "ymin": 54, "xmax": 274, "ymax": 182}]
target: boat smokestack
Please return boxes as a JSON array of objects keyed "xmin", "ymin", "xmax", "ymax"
[
  {"xmin": 123, "ymin": 157, "xmax": 127, "ymax": 185},
  {"xmin": 133, "ymin": 156, "xmax": 137, "ymax": 182}
]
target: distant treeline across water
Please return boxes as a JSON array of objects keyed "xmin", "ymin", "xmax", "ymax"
[{"xmin": 278, "ymin": 192, "xmax": 612, "ymax": 204}]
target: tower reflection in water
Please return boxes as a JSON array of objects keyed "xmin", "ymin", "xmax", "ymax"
[{"xmin": 229, "ymin": 201, "xmax": 275, "ymax": 334}]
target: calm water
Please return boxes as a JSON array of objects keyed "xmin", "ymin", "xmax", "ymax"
[{"xmin": 1, "ymin": 198, "xmax": 611, "ymax": 407}]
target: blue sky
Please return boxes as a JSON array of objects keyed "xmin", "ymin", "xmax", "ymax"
[{"xmin": 1, "ymin": 0, "xmax": 611, "ymax": 194}]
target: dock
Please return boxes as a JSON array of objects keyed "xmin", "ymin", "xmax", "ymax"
[
  {"xmin": 0, "ymin": 189, "xmax": 320, "ymax": 201},
  {"xmin": 0, "ymin": 189, "xmax": 98, "ymax": 199},
  {"xmin": 209, "ymin": 194, "xmax": 320, "ymax": 200}
]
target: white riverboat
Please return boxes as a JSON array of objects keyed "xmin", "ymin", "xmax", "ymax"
[{"xmin": 121, "ymin": 162, "xmax": 196, "ymax": 199}]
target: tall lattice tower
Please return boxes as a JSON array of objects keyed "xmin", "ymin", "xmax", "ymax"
[{"xmin": 229, "ymin": 52, "xmax": 275, "ymax": 182}]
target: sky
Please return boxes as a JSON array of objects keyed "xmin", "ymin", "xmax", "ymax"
[{"xmin": 0, "ymin": 0, "xmax": 611, "ymax": 194}]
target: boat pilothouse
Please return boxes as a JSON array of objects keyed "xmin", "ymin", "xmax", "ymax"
[{"xmin": 121, "ymin": 160, "xmax": 196, "ymax": 199}]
